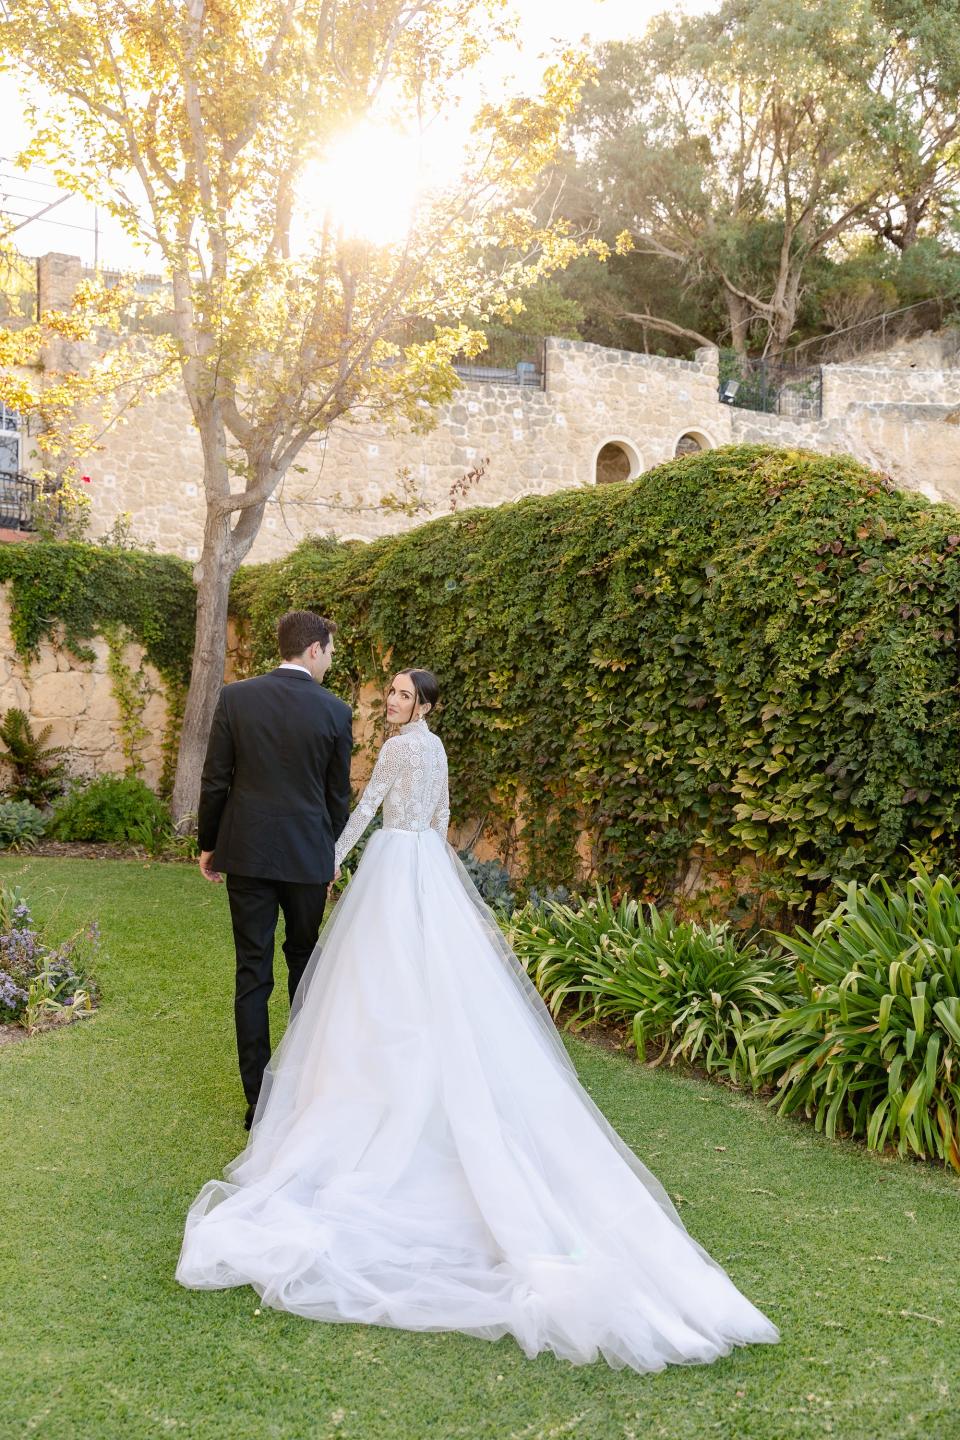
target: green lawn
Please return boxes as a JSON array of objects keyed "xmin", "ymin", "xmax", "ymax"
[{"xmin": 2, "ymin": 857, "xmax": 958, "ymax": 1440}]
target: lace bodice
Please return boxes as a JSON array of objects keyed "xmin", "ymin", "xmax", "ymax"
[{"xmin": 334, "ymin": 717, "xmax": 450, "ymax": 868}]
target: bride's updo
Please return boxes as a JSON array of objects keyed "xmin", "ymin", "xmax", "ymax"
[{"xmin": 400, "ymin": 668, "xmax": 439, "ymax": 714}]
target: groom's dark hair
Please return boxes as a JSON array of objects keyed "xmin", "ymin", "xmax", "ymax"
[{"xmin": 277, "ymin": 610, "xmax": 337, "ymax": 659}]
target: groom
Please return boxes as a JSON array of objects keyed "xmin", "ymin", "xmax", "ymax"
[{"xmin": 197, "ymin": 609, "xmax": 353, "ymax": 1128}]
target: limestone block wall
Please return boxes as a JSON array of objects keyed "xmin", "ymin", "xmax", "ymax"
[
  {"xmin": 20, "ymin": 251, "xmax": 960, "ymax": 570},
  {"xmin": 727, "ymin": 402, "xmax": 960, "ymax": 507},
  {"xmin": 822, "ymin": 364, "xmax": 960, "ymax": 419},
  {"xmin": 59, "ymin": 337, "xmax": 960, "ymax": 557},
  {"xmin": 855, "ymin": 331, "xmax": 960, "ymax": 369},
  {"xmin": 72, "ymin": 336, "xmax": 727, "ymax": 562},
  {"xmin": 0, "ymin": 588, "xmax": 169, "ymax": 790}
]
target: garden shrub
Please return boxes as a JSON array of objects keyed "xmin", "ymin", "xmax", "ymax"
[
  {"xmin": 457, "ymin": 851, "xmax": 516, "ymax": 912},
  {"xmin": 0, "ymin": 708, "xmax": 67, "ymax": 805},
  {"xmin": 50, "ymin": 775, "xmax": 171, "ymax": 845},
  {"xmin": 507, "ymin": 865, "xmax": 960, "ymax": 1169},
  {"xmin": 751, "ymin": 865, "xmax": 960, "ymax": 1170},
  {"xmin": 0, "ymin": 798, "xmax": 47, "ymax": 850},
  {"xmin": 0, "ymin": 884, "xmax": 99, "ymax": 1029},
  {"xmin": 505, "ymin": 888, "xmax": 794, "ymax": 1085},
  {"xmin": 573, "ymin": 906, "xmax": 796, "ymax": 1084},
  {"xmin": 505, "ymin": 889, "xmax": 647, "ymax": 1023}
]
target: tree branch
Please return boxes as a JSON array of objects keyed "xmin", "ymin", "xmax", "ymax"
[{"xmin": 619, "ymin": 311, "xmax": 716, "ymax": 350}]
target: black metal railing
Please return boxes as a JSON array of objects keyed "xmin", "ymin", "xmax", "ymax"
[
  {"xmin": 397, "ymin": 322, "xmax": 546, "ymax": 388},
  {"xmin": 452, "ymin": 333, "xmax": 546, "ymax": 388},
  {"xmin": 0, "ymin": 471, "xmax": 40, "ymax": 531},
  {"xmin": 784, "ymin": 296, "xmax": 960, "ymax": 365},
  {"xmin": 718, "ymin": 355, "xmax": 823, "ymax": 419}
]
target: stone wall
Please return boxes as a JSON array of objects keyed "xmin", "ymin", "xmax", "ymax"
[
  {"xmin": 0, "ymin": 587, "xmax": 169, "ymax": 789},
  {"xmin": 19, "ymin": 251, "xmax": 960, "ymax": 564},
  {"xmin": 727, "ymin": 402, "xmax": 960, "ymax": 506},
  {"xmin": 63, "ymin": 328, "xmax": 725, "ymax": 561},
  {"xmin": 821, "ymin": 364, "xmax": 960, "ymax": 419}
]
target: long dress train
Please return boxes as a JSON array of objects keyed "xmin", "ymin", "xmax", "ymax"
[{"xmin": 176, "ymin": 716, "xmax": 779, "ymax": 1372}]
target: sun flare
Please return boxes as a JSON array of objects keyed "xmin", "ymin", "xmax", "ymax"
[{"xmin": 297, "ymin": 120, "xmax": 462, "ymax": 248}]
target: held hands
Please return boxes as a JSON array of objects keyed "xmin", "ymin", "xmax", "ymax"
[{"xmin": 198, "ymin": 850, "xmax": 223, "ymax": 884}]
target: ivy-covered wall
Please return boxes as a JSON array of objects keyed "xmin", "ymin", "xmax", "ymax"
[
  {"xmin": 0, "ymin": 542, "xmax": 195, "ymax": 681},
  {"xmin": 2, "ymin": 446, "xmax": 958, "ymax": 918},
  {"xmin": 231, "ymin": 444, "xmax": 960, "ymax": 914},
  {"xmin": 0, "ymin": 542, "xmax": 195, "ymax": 791}
]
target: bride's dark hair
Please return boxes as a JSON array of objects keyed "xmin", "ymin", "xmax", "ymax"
[{"xmin": 400, "ymin": 668, "xmax": 439, "ymax": 712}]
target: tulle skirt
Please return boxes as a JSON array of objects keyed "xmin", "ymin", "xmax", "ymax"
[{"xmin": 176, "ymin": 829, "xmax": 779, "ymax": 1372}]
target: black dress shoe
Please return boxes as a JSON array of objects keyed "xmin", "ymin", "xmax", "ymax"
[{"xmin": 244, "ymin": 1103, "xmax": 256, "ymax": 1130}]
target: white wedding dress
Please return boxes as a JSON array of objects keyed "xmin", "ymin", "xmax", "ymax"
[{"xmin": 176, "ymin": 716, "xmax": 779, "ymax": 1372}]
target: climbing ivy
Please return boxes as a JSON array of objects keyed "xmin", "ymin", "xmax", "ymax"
[
  {"xmin": 102, "ymin": 622, "xmax": 154, "ymax": 776},
  {"xmin": 0, "ymin": 541, "xmax": 195, "ymax": 685},
  {"xmin": 231, "ymin": 445, "xmax": 960, "ymax": 914},
  {"xmin": 0, "ymin": 542, "xmax": 194, "ymax": 796},
  {"xmin": 4, "ymin": 448, "xmax": 959, "ymax": 917}
]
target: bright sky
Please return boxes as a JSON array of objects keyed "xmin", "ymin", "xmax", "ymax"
[{"xmin": 0, "ymin": 0, "xmax": 708, "ymax": 271}]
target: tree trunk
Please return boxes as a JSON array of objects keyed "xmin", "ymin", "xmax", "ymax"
[
  {"xmin": 169, "ymin": 408, "xmax": 273, "ymax": 829},
  {"xmin": 724, "ymin": 291, "xmax": 752, "ymax": 356},
  {"xmin": 170, "ymin": 509, "xmax": 240, "ymax": 830},
  {"xmin": 760, "ymin": 259, "xmax": 805, "ymax": 366},
  {"xmin": 899, "ymin": 197, "xmax": 922, "ymax": 250}
]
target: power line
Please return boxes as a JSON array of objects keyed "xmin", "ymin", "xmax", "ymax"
[
  {"xmin": 1, "ymin": 191, "xmax": 80, "ymax": 205},
  {"xmin": 2, "ymin": 193, "xmax": 71, "ymax": 236},
  {"xmin": 1, "ymin": 209, "xmax": 97, "ymax": 234},
  {"xmin": 0, "ymin": 162, "xmax": 64, "ymax": 189},
  {"xmin": 0, "ymin": 177, "xmax": 67, "ymax": 193}
]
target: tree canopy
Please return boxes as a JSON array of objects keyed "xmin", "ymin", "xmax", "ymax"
[
  {"xmin": 1, "ymin": 0, "xmax": 602, "ymax": 822},
  {"xmin": 547, "ymin": 0, "xmax": 960, "ymax": 359}
]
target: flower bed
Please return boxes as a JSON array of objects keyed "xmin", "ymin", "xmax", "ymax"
[{"xmin": 0, "ymin": 883, "xmax": 100, "ymax": 1035}]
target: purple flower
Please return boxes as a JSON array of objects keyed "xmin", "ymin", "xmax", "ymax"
[
  {"xmin": 0, "ymin": 970, "xmax": 28, "ymax": 1019},
  {"xmin": 1, "ymin": 890, "xmax": 99, "ymax": 1015}
]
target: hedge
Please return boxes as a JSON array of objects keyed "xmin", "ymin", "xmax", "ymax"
[
  {"xmin": 230, "ymin": 444, "xmax": 960, "ymax": 913},
  {"xmin": 0, "ymin": 541, "xmax": 195, "ymax": 687}
]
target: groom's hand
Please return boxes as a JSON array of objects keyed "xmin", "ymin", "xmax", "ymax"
[{"xmin": 199, "ymin": 850, "xmax": 223, "ymax": 884}]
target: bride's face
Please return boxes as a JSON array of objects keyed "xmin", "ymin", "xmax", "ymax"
[{"xmin": 386, "ymin": 673, "xmax": 418, "ymax": 725}]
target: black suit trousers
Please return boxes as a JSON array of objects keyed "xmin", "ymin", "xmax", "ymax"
[{"xmin": 225, "ymin": 873, "xmax": 328, "ymax": 1106}]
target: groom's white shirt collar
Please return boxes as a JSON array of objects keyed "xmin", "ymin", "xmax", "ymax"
[{"xmin": 278, "ymin": 662, "xmax": 312, "ymax": 677}]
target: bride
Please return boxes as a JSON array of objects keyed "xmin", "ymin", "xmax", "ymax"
[{"xmin": 176, "ymin": 668, "xmax": 779, "ymax": 1372}]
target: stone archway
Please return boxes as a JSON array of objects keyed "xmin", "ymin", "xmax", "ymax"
[
  {"xmin": 673, "ymin": 429, "xmax": 714, "ymax": 458},
  {"xmin": 594, "ymin": 437, "xmax": 642, "ymax": 485}
]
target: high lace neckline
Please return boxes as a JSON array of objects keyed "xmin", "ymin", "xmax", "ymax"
[{"xmin": 399, "ymin": 716, "xmax": 429, "ymax": 735}]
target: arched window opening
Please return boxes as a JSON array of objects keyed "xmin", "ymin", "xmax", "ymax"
[
  {"xmin": 594, "ymin": 439, "xmax": 641, "ymax": 485},
  {"xmin": 673, "ymin": 430, "xmax": 713, "ymax": 458}
]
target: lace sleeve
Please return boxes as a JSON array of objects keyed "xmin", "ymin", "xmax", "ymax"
[
  {"xmin": 334, "ymin": 738, "xmax": 401, "ymax": 869},
  {"xmin": 431, "ymin": 747, "xmax": 450, "ymax": 841}
]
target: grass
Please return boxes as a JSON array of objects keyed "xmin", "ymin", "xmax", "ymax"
[{"xmin": 1, "ymin": 856, "xmax": 958, "ymax": 1440}]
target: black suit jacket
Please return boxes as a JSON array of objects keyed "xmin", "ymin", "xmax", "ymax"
[{"xmin": 197, "ymin": 668, "xmax": 353, "ymax": 884}]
